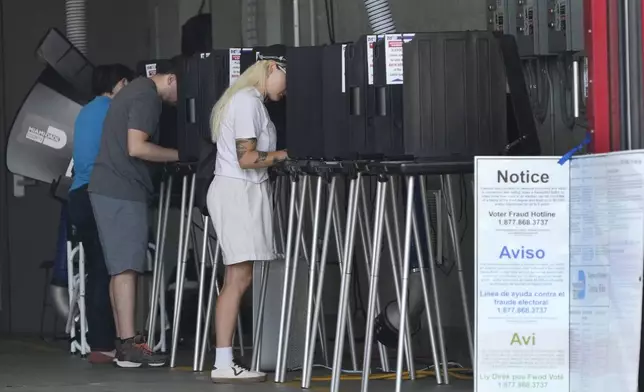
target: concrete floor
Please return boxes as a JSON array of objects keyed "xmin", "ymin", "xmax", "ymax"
[{"xmin": 0, "ymin": 338, "xmax": 473, "ymax": 391}]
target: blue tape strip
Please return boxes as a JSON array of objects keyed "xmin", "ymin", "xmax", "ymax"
[{"xmin": 558, "ymin": 132, "xmax": 592, "ymax": 165}]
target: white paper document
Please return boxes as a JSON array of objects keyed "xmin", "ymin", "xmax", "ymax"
[{"xmin": 569, "ymin": 152, "xmax": 644, "ymax": 392}]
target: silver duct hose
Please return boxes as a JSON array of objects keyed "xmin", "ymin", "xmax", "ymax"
[
  {"xmin": 65, "ymin": 0, "xmax": 88, "ymax": 55},
  {"xmin": 244, "ymin": 0, "xmax": 258, "ymax": 47},
  {"xmin": 51, "ymin": 0, "xmax": 88, "ymax": 321},
  {"xmin": 363, "ymin": 0, "xmax": 396, "ymax": 34}
]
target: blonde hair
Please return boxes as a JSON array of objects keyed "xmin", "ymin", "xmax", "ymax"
[{"xmin": 210, "ymin": 60, "xmax": 272, "ymax": 143}]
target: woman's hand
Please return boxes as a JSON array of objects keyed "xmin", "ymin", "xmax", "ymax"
[
  {"xmin": 236, "ymin": 139, "xmax": 290, "ymax": 169},
  {"xmin": 275, "ymin": 150, "xmax": 289, "ymax": 163}
]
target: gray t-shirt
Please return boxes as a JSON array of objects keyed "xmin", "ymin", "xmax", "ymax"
[{"xmin": 89, "ymin": 77, "xmax": 162, "ymax": 202}]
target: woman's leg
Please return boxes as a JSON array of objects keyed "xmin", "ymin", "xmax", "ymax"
[{"xmin": 214, "ymin": 261, "xmax": 253, "ymax": 367}]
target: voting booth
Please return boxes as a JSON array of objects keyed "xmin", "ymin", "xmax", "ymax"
[{"xmin": 6, "ymin": 28, "xmax": 94, "ymax": 184}]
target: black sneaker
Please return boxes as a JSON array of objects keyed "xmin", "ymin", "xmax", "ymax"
[
  {"xmin": 210, "ymin": 361, "xmax": 266, "ymax": 383},
  {"xmin": 114, "ymin": 336, "xmax": 166, "ymax": 368}
]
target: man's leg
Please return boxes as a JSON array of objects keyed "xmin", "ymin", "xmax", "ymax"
[
  {"xmin": 109, "ymin": 279, "xmax": 120, "ymax": 338},
  {"xmin": 112, "ymin": 270, "xmax": 138, "ymax": 340},
  {"xmin": 68, "ymin": 187, "xmax": 117, "ymax": 363},
  {"xmin": 90, "ymin": 193, "xmax": 165, "ymax": 368},
  {"xmin": 211, "ymin": 261, "xmax": 265, "ymax": 383}
]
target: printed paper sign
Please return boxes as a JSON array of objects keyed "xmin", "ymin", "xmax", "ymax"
[
  {"xmin": 145, "ymin": 63, "xmax": 157, "ymax": 77},
  {"xmin": 367, "ymin": 35, "xmax": 378, "ymax": 85},
  {"xmin": 475, "ymin": 157, "xmax": 570, "ymax": 392},
  {"xmin": 341, "ymin": 44, "xmax": 347, "ymax": 93},
  {"xmin": 229, "ymin": 48, "xmax": 242, "ymax": 86},
  {"xmin": 384, "ymin": 33, "xmax": 415, "ymax": 85}
]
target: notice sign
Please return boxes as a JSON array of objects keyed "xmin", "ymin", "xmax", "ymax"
[
  {"xmin": 475, "ymin": 157, "xmax": 570, "ymax": 392},
  {"xmin": 384, "ymin": 33, "xmax": 415, "ymax": 85},
  {"xmin": 229, "ymin": 48, "xmax": 242, "ymax": 86},
  {"xmin": 366, "ymin": 35, "xmax": 378, "ymax": 85}
]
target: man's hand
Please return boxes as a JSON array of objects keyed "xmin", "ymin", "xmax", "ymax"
[
  {"xmin": 128, "ymin": 129, "xmax": 179, "ymax": 162},
  {"xmin": 236, "ymin": 138, "xmax": 288, "ymax": 169}
]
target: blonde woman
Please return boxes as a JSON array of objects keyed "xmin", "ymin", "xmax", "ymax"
[{"xmin": 207, "ymin": 55, "xmax": 288, "ymax": 383}]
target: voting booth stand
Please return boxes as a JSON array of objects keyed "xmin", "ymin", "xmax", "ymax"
[
  {"xmin": 474, "ymin": 154, "xmax": 644, "ymax": 392},
  {"xmin": 149, "ymin": 30, "xmax": 546, "ymax": 392}
]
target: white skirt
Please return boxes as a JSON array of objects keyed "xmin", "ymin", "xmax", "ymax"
[{"xmin": 207, "ymin": 175, "xmax": 276, "ymax": 265}]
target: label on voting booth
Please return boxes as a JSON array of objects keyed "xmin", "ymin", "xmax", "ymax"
[
  {"xmin": 366, "ymin": 35, "xmax": 383, "ymax": 85},
  {"xmin": 341, "ymin": 44, "xmax": 347, "ymax": 93},
  {"xmin": 475, "ymin": 152, "xmax": 644, "ymax": 392},
  {"xmin": 229, "ymin": 48, "xmax": 242, "ymax": 87},
  {"xmin": 475, "ymin": 157, "xmax": 570, "ymax": 392},
  {"xmin": 384, "ymin": 33, "xmax": 415, "ymax": 85}
]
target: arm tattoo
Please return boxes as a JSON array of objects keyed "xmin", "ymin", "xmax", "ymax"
[
  {"xmin": 255, "ymin": 151, "xmax": 268, "ymax": 163},
  {"xmin": 235, "ymin": 138, "xmax": 257, "ymax": 160}
]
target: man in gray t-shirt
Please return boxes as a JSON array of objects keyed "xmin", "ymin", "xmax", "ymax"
[{"xmin": 89, "ymin": 58, "xmax": 180, "ymax": 368}]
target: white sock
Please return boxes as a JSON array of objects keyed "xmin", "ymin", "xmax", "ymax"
[{"xmin": 214, "ymin": 347, "xmax": 233, "ymax": 369}]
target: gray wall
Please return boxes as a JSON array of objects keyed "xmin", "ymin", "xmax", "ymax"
[
  {"xmin": 0, "ymin": 0, "xmax": 160, "ymax": 335},
  {"xmin": 1, "ymin": 0, "xmax": 69, "ymax": 335}
]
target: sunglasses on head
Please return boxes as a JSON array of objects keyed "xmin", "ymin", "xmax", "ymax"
[{"xmin": 258, "ymin": 54, "xmax": 287, "ymax": 74}]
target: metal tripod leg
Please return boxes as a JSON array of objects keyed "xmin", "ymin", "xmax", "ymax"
[
  {"xmin": 251, "ymin": 259, "xmax": 270, "ymax": 371},
  {"xmin": 149, "ymin": 176, "xmax": 172, "ymax": 348},
  {"xmin": 332, "ymin": 187, "xmax": 359, "ymax": 372},
  {"xmin": 155, "ymin": 266, "xmax": 168, "ymax": 353},
  {"xmin": 357, "ymin": 180, "xmax": 390, "ymax": 374},
  {"xmin": 385, "ymin": 179, "xmax": 416, "ymax": 377},
  {"xmin": 66, "ymin": 241, "xmax": 76, "ymax": 354},
  {"xmin": 148, "ymin": 180, "xmax": 165, "ymax": 346},
  {"xmin": 302, "ymin": 177, "xmax": 337, "ymax": 388},
  {"xmin": 330, "ymin": 173, "xmax": 362, "ymax": 392},
  {"xmin": 273, "ymin": 176, "xmax": 300, "ymax": 381},
  {"xmin": 304, "ymin": 178, "xmax": 330, "ymax": 367},
  {"xmin": 411, "ymin": 200, "xmax": 442, "ymax": 384},
  {"xmin": 198, "ymin": 239, "xmax": 221, "ymax": 371},
  {"xmin": 300, "ymin": 176, "xmax": 324, "ymax": 385},
  {"xmin": 78, "ymin": 243, "xmax": 88, "ymax": 356},
  {"xmin": 395, "ymin": 176, "xmax": 416, "ymax": 392},
  {"xmin": 360, "ymin": 178, "xmax": 388, "ymax": 392},
  {"xmin": 441, "ymin": 174, "xmax": 473, "ymax": 362},
  {"xmin": 420, "ymin": 176, "xmax": 450, "ymax": 383},
  {"xmin": 251, "ymin": 176, "xmax": 286, "ymax": 372},
  {"xmin": 275, "ymin": 176, "xmax": 309, "ymax": 382},
  {"xmin": 170, "ymin": 173, "xmax": 196, "ymax": 368},
  {"xmin": 193, "ymin": 215, "xmax": 210, "ymax": 371}
]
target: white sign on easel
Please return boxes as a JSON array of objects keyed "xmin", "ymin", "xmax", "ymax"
[
  {"xmin": 475, "ymin": 152, "xmax": 644, "ymax": 392},
  {"xmin": 475, "ymin": 157, "xmax": 571, "ymax": 392}
]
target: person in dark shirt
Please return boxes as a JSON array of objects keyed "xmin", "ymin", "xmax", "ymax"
[
  {"xmin": 67, "ymin": 64, "xmax": 134, "ymax": 364},
  {"xmin": 89, "ymin": 58, "xmax": 180, "ymax": 368}
]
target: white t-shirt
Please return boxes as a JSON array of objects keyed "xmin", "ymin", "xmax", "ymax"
[{"xmin": 214, "ymin": 87, "xmax": 277, "ymax": 184}]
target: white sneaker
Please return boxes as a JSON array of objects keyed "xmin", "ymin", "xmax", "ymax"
[{"xmin": 210, "ymin": 362, "xmax": 267, "ymax": 383}]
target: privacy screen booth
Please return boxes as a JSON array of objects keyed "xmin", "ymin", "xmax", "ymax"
[
  {"xmin": 173, "ymin": 48, "xmax": 249, "ymax": 210},
  {"xmin": 372, "ymin": 31, "xmax": 539, "ymax": 159},
  {"xmin": 6, "ymin": 28, "xmax": 94, "ymax": 185},
  {"xmin": 240, "ymin": 45, "xmax": 287, "ymax": 151},
  {"xmin": 401, "ymin": 31, "xmax": 508, "ymax": 158},
  {"xmin": 282, "ymin": 31, "xmax": 529, "ymax": 161}
]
